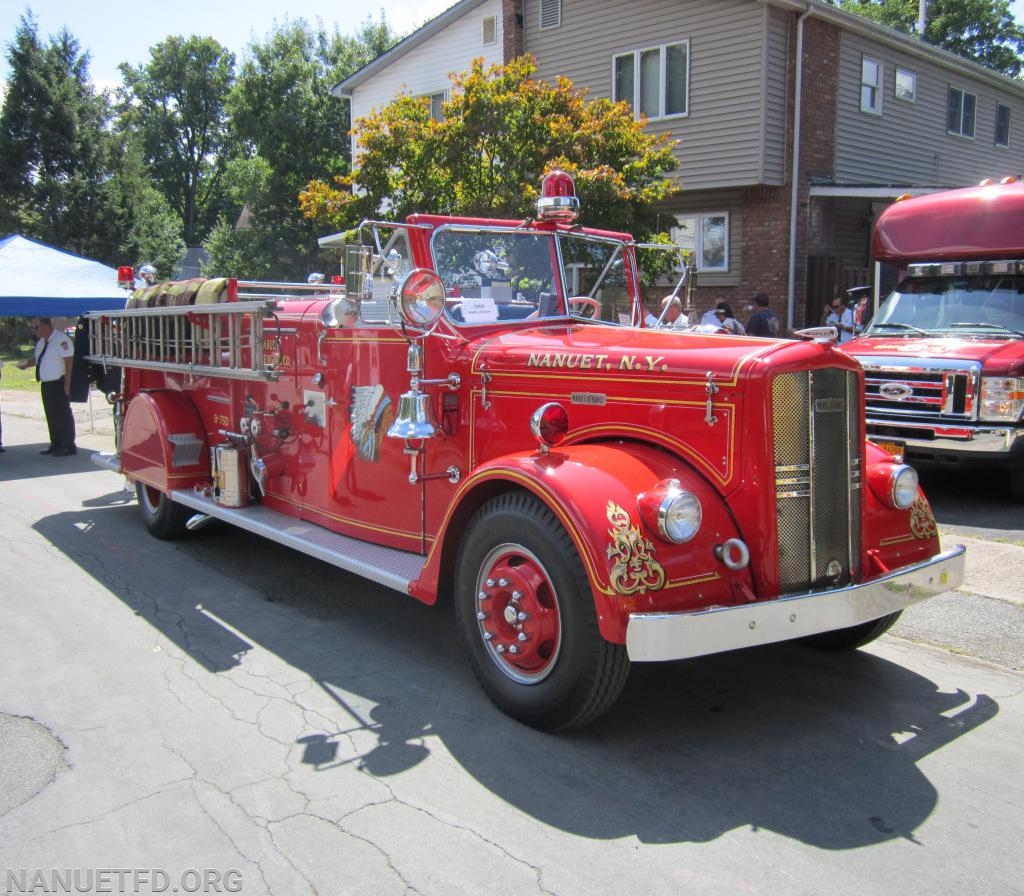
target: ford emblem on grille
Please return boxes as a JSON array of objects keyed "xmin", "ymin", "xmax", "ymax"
[{"xmin": 879, "ymin": 382, "xmax": 914, "ymax": 400}]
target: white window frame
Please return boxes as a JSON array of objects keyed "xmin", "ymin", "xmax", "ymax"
[
  {"xmin": 672, "ymin": 212, "xmax": 729, "ymax": 273},
  {"xmin": 894, "ymin": 67, "xmax": 916, "ymax": 102},
  {"xmin": 995, "ymin": 102, "xmax": 1011, "ymax": 148},
  {"xmin": 539, "ymin": 0, "xmax": 561, "ymax": 30},
  {"xmin": 947, "ymin": 86, "xmax": 976, "ymax": 139},
  {"xmin": 418, "ymin": 91, "xmax": 448, "ymax": 122},
  {"xmin": 612, "ymin": 40, "xmax": 690, "ymax": 121},
  {"xmin": 860, "ymin": 56, "xmax": 883, "ymax": 115}
]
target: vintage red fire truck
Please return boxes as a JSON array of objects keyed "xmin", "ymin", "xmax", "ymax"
[
  {"xmin": 844, "ymin": 180, "xmax": 1024, "ymax": 500},
  {"xmin": 86, "ymin": 172, "xmax": 964, "ymax": 730}
]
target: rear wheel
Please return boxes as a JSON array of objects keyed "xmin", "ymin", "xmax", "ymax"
[
  {"xmin": 454, "ymin": 492, "xmax": 630, "ymax": 731},
  {"xmin": 136, "ymin": 482, "xmax": 191, "ymax": 539},
  {"xmin": 800, "ymin": 611, "xmax": 902, "ymax": 651}
]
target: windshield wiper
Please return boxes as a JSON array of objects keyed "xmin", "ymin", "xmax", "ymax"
[
  {"xmin": 867, "ymin": 322, "xmax": 932, "ymax": 336},
  {"xmin": 947, "ymin": 321, "xmax": 1024, "ymax": 338}
]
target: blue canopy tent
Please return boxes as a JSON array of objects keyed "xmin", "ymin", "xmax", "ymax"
[{"xmin": 0, "ymin": 234, "xmax": 131, "ymax": 316}]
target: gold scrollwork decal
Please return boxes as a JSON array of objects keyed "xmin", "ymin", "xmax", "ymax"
[
  {"xmin": 606, "ymin": 500, "xmax": 666, "ymax": 595},
  {"xmin": 909, "ymin": 495, "xmax": 938, "ymax": 540}
]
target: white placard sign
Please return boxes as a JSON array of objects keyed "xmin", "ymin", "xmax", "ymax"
[{"xmin": 460, "ymin": 298, "xmax": 498, "ymax": 323}]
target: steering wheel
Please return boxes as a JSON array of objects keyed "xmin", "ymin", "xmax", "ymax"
[{"xmin": 567, "ymin": 296, "xmax": 600, "ymax": 318}]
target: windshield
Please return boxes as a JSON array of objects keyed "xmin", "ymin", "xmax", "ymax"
[
  {"xmin": 430, "ymin": 226, "xmax": 637, "ymax": 326},
  {"xmin": 866, "ymin": 274, "xmax": 1024, "ymax": 338}
]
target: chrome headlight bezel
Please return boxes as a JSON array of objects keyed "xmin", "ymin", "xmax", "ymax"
[
  {"xmin": 889, "ymin": 464, "xmax": 919, "ymax": 510},
  {"xmin": 656, "ymin": 487, "xmax": 703, "ymax": 544}
]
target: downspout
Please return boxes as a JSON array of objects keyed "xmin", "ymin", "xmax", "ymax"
[{"xmin": 787, "ymin": 5, "xmax": 814, "ymax": 330}]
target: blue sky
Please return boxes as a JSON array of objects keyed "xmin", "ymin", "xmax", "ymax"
[
  {"xmin": 1, "ymin": 0, "xmax": 1023, "ymax": 91},
  {"xmin": 1, "ymin": 0, "xmax": 459, "ymax": 87}
]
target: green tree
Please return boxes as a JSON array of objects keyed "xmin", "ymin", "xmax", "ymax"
[
  {"xmin": 299, "ymin": 56, "xmax": 679, "ymax": 240},
  {"xmin": 118, "ymin": 36, "xmax": 235, "ymax": 246},
  {"xmin": 204, "ymin": 16, "xmax": 400, "ymax": 279},
  {"xmin": 0, "ymin": 14, "xmax": 127, "ymax": 263},
  {"xmin": 829, "ymin": 0, "xmax": 1024, "ymax": 77}
]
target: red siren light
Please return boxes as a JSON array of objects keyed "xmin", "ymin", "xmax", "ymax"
[
  {"xmin": 117, "ymin": 265, "xmax": 136, "ymax": 289},
  {"xmin": 536, "ymin": 169, "xmax": 580, "ymax": 222}
]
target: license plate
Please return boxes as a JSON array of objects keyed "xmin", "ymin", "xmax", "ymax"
[{"xmin": 873, "ymin": 438, "xmax": 905, "ymax": 460}]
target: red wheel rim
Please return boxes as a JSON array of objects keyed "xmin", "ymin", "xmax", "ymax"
[{"xmin": 474, "ymin": 544, "xmax": 562, "ymax": 684}]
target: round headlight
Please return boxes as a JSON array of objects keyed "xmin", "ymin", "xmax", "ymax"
[
  {"xmin": 890, "ymin": 464, "xmax": 919, "ymax": 510},
  {"xmin": 658, "ymin": 490, "xmax": 702, "ymax": 543}
]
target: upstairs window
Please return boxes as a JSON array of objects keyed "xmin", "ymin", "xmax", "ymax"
[
  {"xmin": 418, "ymin": 91, "xmax": 447, "ymax": 122},
  {"xmin": 539, "ymin": 0, "xmax": 561, "ymax": 30},
  {"xmin": 861, "ymin": 56, "xmax": 883, "ymax": 114},
  {"xmin": 895, "ymin": 68, "xmax": 916, "ymax": 102},
  {"xmin": 613, "ymin": 41, "xmax": 689, "ymax": 120},
  {"xmin": 996, "ymin": 103, "xmax": 1011, "ymax": 147},
  {"xmin": 947, "ymin": 86, "xmax": 976, "ymax": 138}
]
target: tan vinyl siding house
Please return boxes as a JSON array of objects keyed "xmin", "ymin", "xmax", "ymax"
[{"xmin": 333, "ymin": 0, "xmax": 1024, "ymax": 327}]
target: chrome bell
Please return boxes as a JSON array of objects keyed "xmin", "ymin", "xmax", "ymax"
[{"xmin": 387, "ymin": 389, "xmax": 439, "ymax": 440}]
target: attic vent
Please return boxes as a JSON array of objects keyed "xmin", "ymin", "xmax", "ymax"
[
  {"xmin": 482, "ymin": 15, "xmax": 497, "ymax": 45},
  {"xmin": 540, "ymin": 0, "xmax": 561, "ymax": 30}
]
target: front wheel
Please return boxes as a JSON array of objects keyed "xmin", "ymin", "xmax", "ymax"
[
  {"xmin": 454, "ymin": 492, "xmax": 630, "ymax": 731},
  {"xmin": 799, "ymin": 611, "xmax": 902, "ymax": 651},
  {"xmin": 136, "ymin": 482, "xmax": 191, "ymax": 539}
]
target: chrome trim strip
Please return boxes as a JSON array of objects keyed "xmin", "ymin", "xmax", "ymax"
[{"xmin": 625, "ymin": 545, "xmax": 965, "ymax": 662}]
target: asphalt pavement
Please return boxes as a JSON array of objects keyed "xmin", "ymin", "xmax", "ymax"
[{"xmin": 2, "ymin": 391, "xmax": 1023, "ymax": 896}]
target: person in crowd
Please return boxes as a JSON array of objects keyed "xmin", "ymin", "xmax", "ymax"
[
  {"xmin": 16, "ymin": 317, "xmax": 77, "ymax": 456},
  {"xmin": 746, "ymin": 292, "xmax": 781, "ymax": 337},
  {"xmin": 826, "ymin": 294, "xmax": 857, "ymax": 344},
  {"xmin": 646, "ymin": 295, "xmax": 689, "ymax": 329},
  {"xmin": 713, "ymin": 302, "xmax": 745, "ymax": 335},
  {"xmin": 700, "ymin": 296, "xmax": 729, "ymax": 327}
]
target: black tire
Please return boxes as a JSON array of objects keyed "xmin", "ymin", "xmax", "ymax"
[
  {"xmin": 799, "ymin": 611, "xmax": 902, "ymax": 651},
  {"xmin": 136, "ymin": 482, "xmax": 191, "ymax": 540},
  {"xmin": 1010, "ymin": 458, "xmax": 1024, "ymax": 503},
  {"xmin": 454, "ymin": 492, "xmax": 630, "ymax": 731}
]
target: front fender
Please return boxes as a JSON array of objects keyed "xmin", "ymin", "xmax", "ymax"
[
  {"xmin": 121, "ymin": 391, "xmax": 210, "ymax": 493},
  {"xmin": 414, "ymin": 442, "xmax": 751, "ymax": 643}
]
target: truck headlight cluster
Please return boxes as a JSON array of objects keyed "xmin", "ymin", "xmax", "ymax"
[{"xmin": 980, "ymin": 376, "xmax": 1024, "ymax": 422}]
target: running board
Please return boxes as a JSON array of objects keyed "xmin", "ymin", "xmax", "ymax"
[
  {"xmin": 169, "ymin": 489, "xmax": 426, "ymax": 595},
  {"xmin": 91, "ymin": 453, "xmax": 427, "ymax": 594}
]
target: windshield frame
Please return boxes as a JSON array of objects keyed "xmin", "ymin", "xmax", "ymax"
[{"xmin": 428, "ymin": 223, "xmax": 641, "ymax": 328}]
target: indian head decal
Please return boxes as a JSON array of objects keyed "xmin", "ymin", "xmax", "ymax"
[
  {"xmin": 606, "ymin": 500, "xmax": 666, "ymax": 595},
  {"xmin": 350, "ymin": 384, "xmax": 394, "ymax": 462}
]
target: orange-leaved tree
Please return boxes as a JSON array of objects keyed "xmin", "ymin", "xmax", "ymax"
[{"xmin": 300, "ymin": 55, "xmax": 680, "ymax": 239}]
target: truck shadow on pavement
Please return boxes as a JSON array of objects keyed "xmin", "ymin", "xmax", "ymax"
[{"xmin": 36, "ymin": 494, "xmax": 999, "ymax": 851}]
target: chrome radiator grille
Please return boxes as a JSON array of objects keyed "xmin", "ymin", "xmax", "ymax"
[
  {"xmin": 862, "ymin": 358, "xmax": 981, "ymax": 421},
  {"xmin": 772, "ymin": 369, "xmax": 861, "ymax": 594}
]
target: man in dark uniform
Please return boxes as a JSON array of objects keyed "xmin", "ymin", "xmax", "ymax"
[{"xmin": 17, "ymin": 317, "xmax": 77, "ymax": 456}]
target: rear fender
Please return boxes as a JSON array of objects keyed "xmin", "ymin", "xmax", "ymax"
[
  {"xmin": 121, "ymin": 391, "xmax": 210, "ymax": 494},
  {"xmin": 414, "ymin": 442, "xmax": 748, "ymax": 643}
]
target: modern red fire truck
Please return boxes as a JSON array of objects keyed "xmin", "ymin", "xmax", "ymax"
[
  {"xmin": 86, "ymin": 172, "xmax": 963, "ymax": 730},
  {"xmin": 844, "ymin": 180, "xmax": 1024, "ymax": 500}
]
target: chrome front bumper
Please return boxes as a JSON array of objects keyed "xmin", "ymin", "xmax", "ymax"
[{"xmin": 625, "ymin": 545, "xmax": 965, "ymax": 662}]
